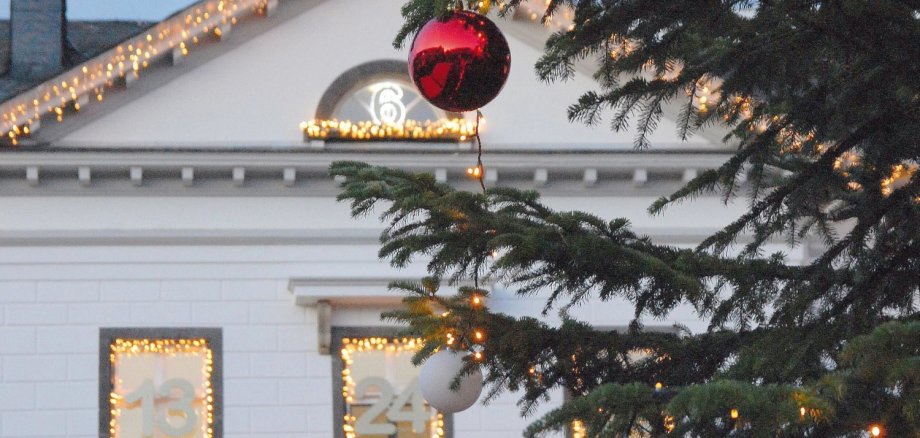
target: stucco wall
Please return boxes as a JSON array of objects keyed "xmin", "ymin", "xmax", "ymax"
[
  {"xmin": 0, "ymin": 276, "xmax": 323, "ymax": 438},
  {"xmin": 0, "ymin": 245, "xmax": 575, "ymax": 438},
  {"xmin": 0, "ymin": 180, "xmax": 806, "ymax": 437}
]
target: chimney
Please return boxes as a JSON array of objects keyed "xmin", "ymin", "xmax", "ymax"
[{"xmin": 10, "ymin": 0, "xmax": 67, "ymax": 81}]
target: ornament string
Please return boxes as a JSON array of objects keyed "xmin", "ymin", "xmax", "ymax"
[
  {"xmin": 475, "ymin": 110, "xmax": 485, "ymax": 193},
  {"xmin": 473, "ymin": 109, "xmax": 486, "ymax": 290}
]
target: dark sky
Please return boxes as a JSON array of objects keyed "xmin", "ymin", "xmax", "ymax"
[{"xmin": 0, "ymin": 1, "xmax": 197, "ymax": 21}]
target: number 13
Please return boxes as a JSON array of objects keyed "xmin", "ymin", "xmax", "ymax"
[{"xmin": 123, "ymin": 378, "xmax": 198, "ymax": 437}]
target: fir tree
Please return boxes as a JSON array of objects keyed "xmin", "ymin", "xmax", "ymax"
[{"xmin": 332, "ymin": 1, "xmax": 920, "ymax": 436}]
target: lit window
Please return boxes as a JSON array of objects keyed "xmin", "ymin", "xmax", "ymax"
[
  {"xmin": 336, "ymin": 80, "xmax": 440, "ymax": 125},
  {"xmin": 100, "ymin": 328, "xmax": 222, "ymax": 438},
  {"xmin": 335, "ymin": 330, "xmax": 451, "ymax": 438},
  {"xmin": 304, "ymin": 61, "xmax": 471, "ymax": 143}
]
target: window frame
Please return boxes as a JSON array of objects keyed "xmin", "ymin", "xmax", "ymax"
[
  {"xmin": 330, "ymin": 326, "xmax": 455, "ymax": 438},
  {"xmin": 316, "ymin": 60, "xmax": 461, "ymax": 122},
  {"xmin": 98, "ymin": 327, "xmax": 224, "ymax": 438}
]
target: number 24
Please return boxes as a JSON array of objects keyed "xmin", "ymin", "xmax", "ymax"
[{"xmin": 354, "ymin": 377, "xmax": 428, "ymax": 435}]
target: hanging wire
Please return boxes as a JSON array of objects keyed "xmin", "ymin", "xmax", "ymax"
[{"xmin": 475, "ymin": 109, "xmax": 486, "ymax": 193}]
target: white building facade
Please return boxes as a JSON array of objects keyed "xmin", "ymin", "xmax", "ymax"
[{"xmin": 0, "ymin": 1, "xmax": 809, "ymax": 437}]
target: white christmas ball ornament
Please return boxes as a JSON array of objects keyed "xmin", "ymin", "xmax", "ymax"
[{"xmin": 419, "ymin": 350, "xmax": 484, "ymax": 413}]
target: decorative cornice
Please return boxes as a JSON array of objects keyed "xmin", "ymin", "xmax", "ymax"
[
  {"xmin": 0, "ymin": 226, "xmax": 743, "ymax": 247},
  {"xmin": 0, "ymin": 147, "xmax": 734, "ymax": 196}
]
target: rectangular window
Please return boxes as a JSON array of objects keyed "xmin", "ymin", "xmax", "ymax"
[
  {"xmin": 99, "ymin": 328, "xmax": 223, "ymax": 438},
  {"xmin": 332, "ymin": 327, "xmax": 453, "ymax": 438}
]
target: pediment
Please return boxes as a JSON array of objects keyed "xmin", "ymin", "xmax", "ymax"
[{"xmin": 9, "ymin": 0, "xmax": 723, "ymax": 150}]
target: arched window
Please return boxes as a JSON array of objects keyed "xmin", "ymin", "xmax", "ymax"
[
  {"xmin": 304, "ymin": 60, "xmax": 471, "ymax": 143},
  {"xmin": 334, "ymin": 79, "xmax": 440, "ymax": 125}
]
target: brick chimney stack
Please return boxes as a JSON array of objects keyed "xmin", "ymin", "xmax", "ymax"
[{"xmin": 10, "ymin": 0, "xmax": 67, "ymax": 81}]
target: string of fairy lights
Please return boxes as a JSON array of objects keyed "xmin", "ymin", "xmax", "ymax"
[
  {"xmin": 0, "ymin": 0, "xmax": 270, "ymax": 146},
  {"xmin": 567, "ymin": 382, "xmax": 885, "ymax": 435},
  {"xmin": 108, "ymin": 338, "xmax": 215, "ymax": 438},
  {"xmin": 423, "ymin": 157, "xmax": 895, "ymax": 436},
  {"xmin": 317, "ymin": 4, "xmax": 900, "ymax": 437},
  {"xmin": 514, "ymin": 0, "xmax": 576, "ymax": 32},
  {"xmin": 340, "ymin": 337, "xmax": 446, "ymax": 438},
  {"xmin": 436, "ymin": 290, "xmax": 487, "ymax": 365},
  {"xmin": 460, "ymin": 285, "xmax": 889, "ymax": 437},
  {"xmin": 516, "ymin": 1, "xmax": 917, "ymax": 201},
  {"xmin": 301, "ymin": 118, "xmax": 477, "ymax": 143},
  {"xmin": 0, "ymin": 0, "xmax": 906, "ymax": 429}
]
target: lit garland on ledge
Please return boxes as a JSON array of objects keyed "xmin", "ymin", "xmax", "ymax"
[
  {"xmin": 0, "ymin": 0, "xmax": 270, "ymax": 146},
  {"xmin": 301, "ymin": 119, "xmax": 476, "ymax": 143},
  {"xmin": 340, "ymin": 337, "xmax": 445, "ymax": 438},
  {"xmin": 108, "ymin": 338, "xmax": 215, "ymax": 438}
]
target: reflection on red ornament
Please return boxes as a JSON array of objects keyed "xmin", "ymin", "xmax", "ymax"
[{"xmin": 408, "ymin": 10, "xmax": 511, "ymax": 112}]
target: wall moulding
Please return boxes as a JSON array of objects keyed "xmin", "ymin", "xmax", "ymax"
[
  {"xmin": 288, "ymin": 277, "xmax": 493, "ymax": 355},
  {"xmin": 0, "ymin": 148, "xmax": 737, "ymax": 196}
]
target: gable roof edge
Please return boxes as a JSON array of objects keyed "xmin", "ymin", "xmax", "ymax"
[{"xmin": 0, "ymin": 0, "xmax": 276, "ymax": 146}]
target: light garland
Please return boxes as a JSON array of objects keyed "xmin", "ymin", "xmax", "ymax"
[
  {"xmin": 1, "ymin": 0, "xmax": 270, "ymax": 146},
  {"xmin": 108, "ymin": 338, "xmax": 215, "ymax": 438},
  {"xmin": 517, "ymin": 0, "xmax": 576, "ymax": 31},
  {"xmin": 693, "ymin": 77, "xmax": 722, "ymax": 114},
  {"xmin": 520, "ymin": 1, "xmax": 720, "ymax": 114},
  {"xmin": 663, "ymin": 415, "xmax": 676, "ymax": 432},
  {"xmin": 731, "ymin": 105, "xmax": 920, "ymax": 200},
  {"xmin": 833, "ymin": 151, "xmax": 861, "ymax": 172},
  {"xmin": 571, "ymin": 419, "xmax": 587, "ymax": 438},
  {"xmin": 470, "ymin": 294, "xmax": 483, "ymax": 307},
  {"xmin": 881, "ymin": 163, "xmax": 917, "ymax": 197},
  {"xmin": 340, "ymin": 337, "xmax": 445, "ymax": 438},
  {"xmin": 870, "ymin": 424, "xmax": 883, "ymax": 437},
  {"xmin": 301, "ymin": 118, "xmax": 476, "ymax": 143},
  {"xmin": 834, "ymin": 160, "xmax": 920, "ymax": 198}
]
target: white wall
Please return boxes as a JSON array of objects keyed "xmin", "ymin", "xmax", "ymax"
[
  {"xmin": 0, "ymin": 243, "xmax": 573, "ymax": 438},
  {"xmin": 0, "ymin": 190, "xmax": 790, "ymax": 437},
  {"xmin": 0, "ymin": 274, "xmax": 326, "ymax": 438}
]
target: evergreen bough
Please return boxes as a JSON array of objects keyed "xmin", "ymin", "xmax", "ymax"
[{"xmin": 332, "ymin": 1, "xmax": 920, "ymax": 436}]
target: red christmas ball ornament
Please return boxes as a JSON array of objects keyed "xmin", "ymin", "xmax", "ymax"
[{"xmin": 408, "ymin": 10, "xmax": 511, "ymax": 113}]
